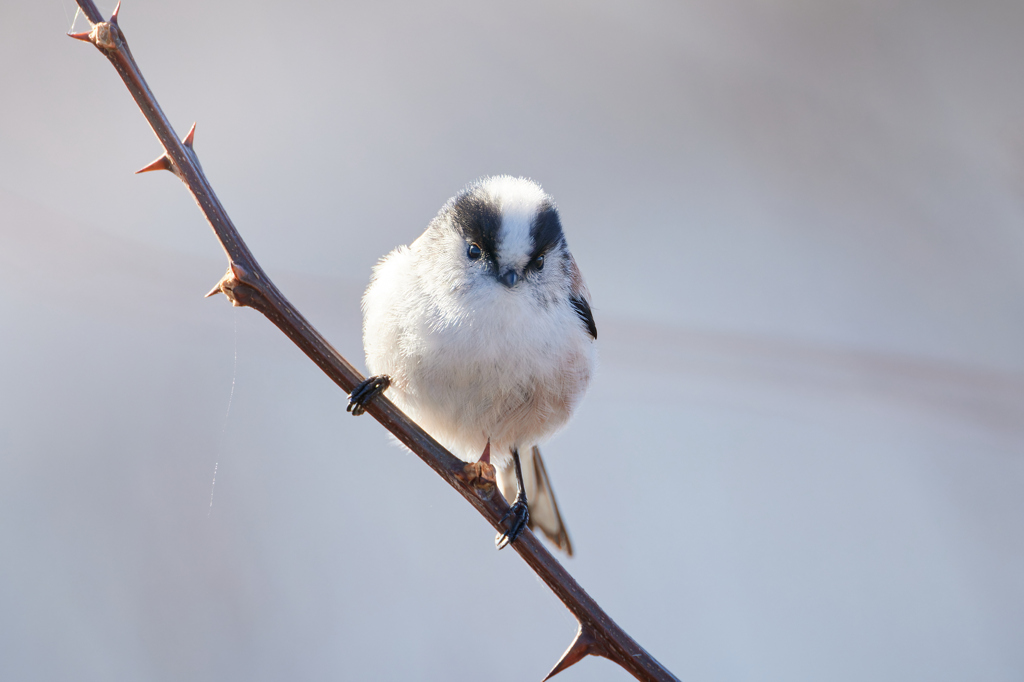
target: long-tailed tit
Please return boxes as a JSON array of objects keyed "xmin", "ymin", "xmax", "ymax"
[{"xmin": 348, "ymin": 176, "xmax": 596, "ymax": 554}]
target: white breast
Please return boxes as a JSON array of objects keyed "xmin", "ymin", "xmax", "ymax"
[{"xmin": 361, "ymin": 245, "xmax": 595, "ymax": 467}]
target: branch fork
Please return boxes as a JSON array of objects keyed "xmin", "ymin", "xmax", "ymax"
[{"xmin": 65, "ymin": 3, "xmax": 679, "ymax": 680}]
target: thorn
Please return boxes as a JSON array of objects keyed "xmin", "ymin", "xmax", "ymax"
[
  {"xmin": 67, "ymin": 30, "xmax": 93, "ymax": 42},
  {"xmin": 134, "ymin": 126, "xmax": 195, "ymax": 176},
  {"xmin": 229, "ymin": 261, "xmax": 251, "ymax": 284},
  {"xmin": 110, "ymin": 0, "xmax": 121, "ymax": 25},
  {"xmin": 206, "ymin": 262, "xmax": 251, "ymax": 304},
  {"xmin": 543, "ymin": 623, "xmax": 604, "ymax": 681},
  {"xmin": 135, "ymin": 154, "xmax": 173, "ymax": 174}
]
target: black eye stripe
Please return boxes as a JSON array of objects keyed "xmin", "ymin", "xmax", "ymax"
[
  {"xmin": 447, "ymin": 192, "xmax": 501, "ymax": 259},
  {"xmin": 440, "ymin": 186, "xmax": 565, "ymax": 269},
  {"xmin": 529, "ymin": 204, "xmax": 564, "ymax": 262}
]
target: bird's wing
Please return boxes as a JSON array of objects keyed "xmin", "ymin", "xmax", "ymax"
[{"xmin": 566, "ymin": 254, "xmax": 597, "ymax": 340}]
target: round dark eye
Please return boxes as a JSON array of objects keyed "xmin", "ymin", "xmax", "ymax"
[
  {"xmin": 533, "ymin": 254, "xmax": 545, "ymax": 271},
  {"xmin": 467, "ymin": 243, "xmax": 482, "ymax": 260}
]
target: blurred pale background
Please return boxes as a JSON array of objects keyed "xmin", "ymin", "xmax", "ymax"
[{"xmin": 2, "ymin": 1, "xmax": 1023, "ymax": 680}]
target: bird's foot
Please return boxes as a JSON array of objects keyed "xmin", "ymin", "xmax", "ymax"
[
  {"xmin": 495, "ymin": 495, "xmax": 530, "ymax": 550},
  {"xmin": 346, "ymin": 375, "xmax": 391, "ymax": 416}
]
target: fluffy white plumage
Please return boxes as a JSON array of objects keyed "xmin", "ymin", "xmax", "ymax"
[{"xmin": 359, "ymin": 176, "xmax": 596, "ymax": 553}]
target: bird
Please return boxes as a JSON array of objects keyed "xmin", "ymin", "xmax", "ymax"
[{"xmin": 346, "ymin": 175, "xmax": 597, "ymax": 554}]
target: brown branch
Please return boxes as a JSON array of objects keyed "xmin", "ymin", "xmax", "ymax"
[{"xmin": 66, "ymin": 3, "xmax": 680, "ymax": 680}]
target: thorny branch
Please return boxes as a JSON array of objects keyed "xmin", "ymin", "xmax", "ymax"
[{"xmin": 66, "ymin": 3, "xmax": 680, "ymax": 680}]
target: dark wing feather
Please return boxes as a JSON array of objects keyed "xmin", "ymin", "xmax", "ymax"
[{"xmin": 570, "ymin": 295, "xmax": 597, "ymax": 340}]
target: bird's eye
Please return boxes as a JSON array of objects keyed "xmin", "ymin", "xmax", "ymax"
[
  {"xmin": 467, "ymin": 243, "xmax": 482, "ymax": 260},
  {"xmin": 532, "ymin": 254, "xmax": 545, "ymax": 271}
]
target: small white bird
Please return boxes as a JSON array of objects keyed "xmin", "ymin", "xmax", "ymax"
[{"xmin": 347, "ymin": 176, "xmax": 597, "ymax": 554}]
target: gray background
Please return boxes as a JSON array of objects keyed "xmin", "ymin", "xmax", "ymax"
[{"xmin": 2, "ymin": 1, "xmax": 1023, "ymax": 680}]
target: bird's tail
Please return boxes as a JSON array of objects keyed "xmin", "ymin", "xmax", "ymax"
[{"xmin": 497, "ymin": 446, "xmax": 573, "ymax": 556}]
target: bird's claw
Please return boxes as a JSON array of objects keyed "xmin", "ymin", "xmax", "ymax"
[
  {"xmin": 347, "ymin": 375, "xmax": 391, "ymax": 416},
  {"xmin": 495, "ymin": 496, "xmax": 530, "ymax": 550}
]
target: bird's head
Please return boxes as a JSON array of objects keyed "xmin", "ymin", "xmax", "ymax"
[{"xmin": 418, "ymin": 176, "xmax": 570, "ymax": 307}]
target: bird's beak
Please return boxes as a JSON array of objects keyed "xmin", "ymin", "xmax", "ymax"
[{"xmin": 498, "ymin": 269, "xmax": 519, "ymax": 288}]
